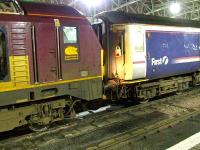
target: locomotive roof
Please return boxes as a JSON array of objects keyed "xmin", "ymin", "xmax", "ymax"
[
  {"xmin": 19, "ymin": 1, "xmax": 84, "ymax": 19},
  {"xmin": 98, "ymin": 11, "xmax": 200, "ymax": 28}
]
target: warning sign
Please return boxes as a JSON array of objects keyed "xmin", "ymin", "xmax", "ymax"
[{"xmin": 65, "ymin": 46, "xmax": 79, "ymax": 61}]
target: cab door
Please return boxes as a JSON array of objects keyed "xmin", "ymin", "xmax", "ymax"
[
  {"xmin": 34, "ymin": 23, "xmax": 57, "ymax": 83},
  {"xmin": 60, "ymin": 25, "xmax": 81, "ymax": 80}
]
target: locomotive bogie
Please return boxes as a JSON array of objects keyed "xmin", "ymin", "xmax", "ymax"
[{"xmin": 0, "ymin": 98, "xmax": 65, "ymax": 132}]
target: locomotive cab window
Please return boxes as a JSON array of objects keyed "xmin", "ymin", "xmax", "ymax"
[
  {"xmin": 63, "ymin": 27, "xmax": 78, "ymax": 44},
  {"xmin": 0, "ymin": 30, "xmax": 8, "ymax": 81}
]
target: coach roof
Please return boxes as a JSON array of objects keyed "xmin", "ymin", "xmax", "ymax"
[{"xmin": 98, "ymin": 11, "xmax": 200, "ymax": 28}]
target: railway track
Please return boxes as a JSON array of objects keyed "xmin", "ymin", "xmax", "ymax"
[{"xmin": 1, "ymin": 88, "xmax": 200, "ymax": 150}]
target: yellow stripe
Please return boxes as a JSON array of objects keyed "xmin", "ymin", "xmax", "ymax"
[
  {"xmin": 16, "ymin": 99, "xmax": 28, "ymax": 103},
  {"xmin": 121, "ymin": 79, "xmax": 148, "ymax": 84},
  {"xmin": 101, "ymin": 49, "xmax": 104, "ymax": 80},
  {"xmin": 28, "ymin": 13, "xmax": 86, "ymax": 20},
  {"xmin": 0, "ymin": 76, "xmax": 102, "ymax": 93}
]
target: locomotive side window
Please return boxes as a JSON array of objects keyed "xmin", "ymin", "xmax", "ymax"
[
  {"xmin": 0, "ymin": 31, "xmax": 8, "ymax": 80},
  {"xmin": 63, "ymin": 27, "xmax": 78, "ymax": 44}
]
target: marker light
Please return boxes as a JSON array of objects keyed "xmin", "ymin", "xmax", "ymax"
[{"xmin": 170, "ymin": 2, "xmax": 181, "ymax": 14}]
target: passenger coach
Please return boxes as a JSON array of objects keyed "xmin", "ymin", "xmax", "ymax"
[{"xmin": 95, "ymin": 11, "xmax": 200, "ymax": 102}]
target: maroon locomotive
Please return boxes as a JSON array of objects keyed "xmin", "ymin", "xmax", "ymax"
[{"xmin": 0, "ymin": 1, "xmax": 102, "ymax": 132}]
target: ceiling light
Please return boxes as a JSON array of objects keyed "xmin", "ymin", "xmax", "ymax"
[
  {"xmin": 170, "ymin": 2, "xmax": 181, "ymax": 15},
  {"xmin": 81, "ymin": 0, "xmax": 102, "ymax": 8}
]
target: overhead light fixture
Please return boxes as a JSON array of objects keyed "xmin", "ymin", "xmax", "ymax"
[
  {"xmin": 81, "ymin": 0, "xmax": 102, "ymax": 8},
  {"xmin": 169, "ymin": 2, "xmax": 181, "ymax": 15}
]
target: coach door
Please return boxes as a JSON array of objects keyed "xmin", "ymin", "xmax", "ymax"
[
  {"xmin": 34, "ymin": 23, "xmax": 57, "ymax": 83},
  {"xmin": 124, "ymin": 25, "xmax": 146, "ymax": 80}
]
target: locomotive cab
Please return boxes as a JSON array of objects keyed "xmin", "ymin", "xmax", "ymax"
[{"xmin": 0, "ymin": 1, "xmax": 103, "ymax": 132}]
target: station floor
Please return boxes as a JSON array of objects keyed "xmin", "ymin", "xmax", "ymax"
[
  {"xmin": 126, "ymin": 113, "xmax": 200, "ymax": 150},
  {"xmin": 192, "ymin": 143, "xmax": 200, "ymax": 150},
  {"xmin": 168, "ymin": 131, "xmax": 200, "ymax": 150}
]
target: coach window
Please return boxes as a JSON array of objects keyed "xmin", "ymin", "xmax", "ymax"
[
  {"xmin": 0, "ymin": 31, "xmax": 8, "ymax": 81},
  {"xmin": 63, "ymin": 27, "xmax": 78, "ymax": 44}
]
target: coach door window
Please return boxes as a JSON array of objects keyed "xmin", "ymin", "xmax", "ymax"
[
  {"xmin": 63, "ymin": 26, "xmax": 79, "ymax": 61},
  {"xmin": 0, "ymin": 30, "xmax": 8, "ymax": 81}
]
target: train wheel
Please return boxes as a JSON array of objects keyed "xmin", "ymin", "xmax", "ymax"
[
  {"xmin": 29, "ymin": 123, "xmax": 49, "ymax": 132},
  {"xmin": 138, "ymin": 98, "xmax": 149, "ymax": 104}
]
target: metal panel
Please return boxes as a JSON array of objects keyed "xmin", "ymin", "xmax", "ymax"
[
  {"xmin": 19, "ymin": 1, "xmax": 83, "ymax": 18},
  {"xmin": 9, "ymin": 56, "xmax": 30, "ymax": 86},
  {"xmin": 9, "ymin": 22, "xmax": 31, "ymax": 86}
]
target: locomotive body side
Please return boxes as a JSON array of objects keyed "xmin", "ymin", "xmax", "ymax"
[{"xmin": 0, "ymin": 1, "xmax": 102, "ymax": 132}]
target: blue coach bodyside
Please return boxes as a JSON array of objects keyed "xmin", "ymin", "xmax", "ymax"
[{"xmin": 146, "ymin": 30, "xmax": 200, "ymax": 80}]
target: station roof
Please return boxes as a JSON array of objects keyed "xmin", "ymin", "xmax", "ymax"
[{"xmin": 98, "ymin": 11, "xmax": 200, "ymax": 28}]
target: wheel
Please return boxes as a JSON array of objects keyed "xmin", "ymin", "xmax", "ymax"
[
  {"xmin": 138, "ymin": 98, "xmax": 149, "ymax": 104},
  {"xmin": 29, "ymin": 123, "xmax": 49, "ymax": 132}
]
